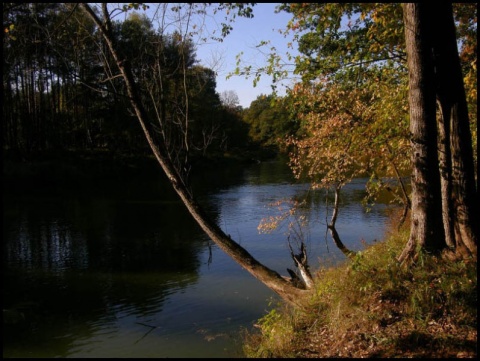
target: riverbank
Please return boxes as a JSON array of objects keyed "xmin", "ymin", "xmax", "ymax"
[{"xmin": 243, "ymin": 215, "xmax": 477, "ymax": 358}]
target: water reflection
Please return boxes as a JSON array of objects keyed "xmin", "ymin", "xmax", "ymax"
[
  {"xmin": 207, "ymin": 177, "xmax": 390, "ymax": 273},
  {"xmin": 3, "ymin": 178, "xmax": 207, "ymax": 357},
  {"xmin": 3, "ymin": 160, "xmax": 398, "ymax": 357}
]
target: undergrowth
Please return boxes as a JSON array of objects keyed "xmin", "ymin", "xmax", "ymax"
[{"xmin": 243, "ymin": 221, "xmax": 477, "ymax": 358}]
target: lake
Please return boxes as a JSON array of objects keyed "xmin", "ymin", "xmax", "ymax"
[{"xmin": 3, "ymin": 158, "xmax": 396, "ymax": 358}]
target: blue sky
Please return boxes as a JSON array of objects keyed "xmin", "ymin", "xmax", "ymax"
[
  {"xmin": 194, "ymin": 3, "xmax": 297, "ymax": 108},
  {"xmin": 128, "ymin": 3, "xmax": 298, "ymax": 108}
]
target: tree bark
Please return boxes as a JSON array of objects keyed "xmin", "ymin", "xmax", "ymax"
[
  {"xmin": 437, "ymin": 101, "xmax": 456, "ymax": 249},
  {"xmin": 431, "ymin": 3, "xmax": 477, "ymax": 259},
  {"xmin": 399, "ymin": 3, "xmax": 446, "ymax": 263},
  {"xmin": 80, "ymin": 3, "xmax": 309, "ymax": 306}
]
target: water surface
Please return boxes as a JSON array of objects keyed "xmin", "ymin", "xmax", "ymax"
[{"xmin": 3, "ymin": 159, "xmax": 395, "ymax": 357}]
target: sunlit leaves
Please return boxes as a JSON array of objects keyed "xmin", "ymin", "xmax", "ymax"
[
  {"xmin": 280, "ymin": 2, "xmax": 476, "ymax": 174},
  {"xmin": 282, "ymin": 3, "xmax": 405, "ymax": 83},
  {"xmin": 288, "ymin": 82, "xmax": 367, "ymax": 187},
  {"xmin": 285, "ymin": 67, "xmax": 410, "ymax": 206},
  {"xmin": 269, "ymin": 3, "xmax": 419, "ymax": 210},
  {"xmin": 122, "ymin": 3, "xmax": 149, "ymax": 12},
  {"xmin": 258, "ymin": 199, "xmax": 309, "ymax": 252}
]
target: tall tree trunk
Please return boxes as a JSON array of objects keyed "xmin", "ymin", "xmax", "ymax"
[
  {"xmin": 399, "ymin": 3, "xmax": 446, "ymax": 263},
  {"xmin": 431, "ymin": 3, "xmax": 477, "ymax": 259},
  {"xmin": 80, "ymin": 3, "xmax": 309, "ymax": 306}
]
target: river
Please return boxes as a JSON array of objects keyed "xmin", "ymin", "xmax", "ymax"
[{"xmin": 3, "ymin": 158, "xmax": 396, "ymax": 358}]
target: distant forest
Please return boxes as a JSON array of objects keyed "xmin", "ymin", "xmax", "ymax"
[{"xmin": 3, "ymin": 4, "xmax": 297, "ymax": 163}]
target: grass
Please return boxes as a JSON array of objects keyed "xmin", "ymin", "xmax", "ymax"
[{"xmin": 243, "ymin": 216, "xmax": 477, "ymax": 358}]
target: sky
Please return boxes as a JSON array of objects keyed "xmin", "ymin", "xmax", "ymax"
[
  {"xmin": 193, "ymin": 3, "xmax": 298, "ymax": 108},
  {"xmin": 122, "ymin": 3, "xmax": 298, "ymax": 108}
]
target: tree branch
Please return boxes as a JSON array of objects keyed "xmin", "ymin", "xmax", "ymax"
[{"xmin": 80, "ymin": 2, "xmax": 309, "ymax": 307}]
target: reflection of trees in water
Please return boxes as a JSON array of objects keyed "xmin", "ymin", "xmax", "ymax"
[
  {"xmin": 3, "ymin": 185, "xmax": 206, "ymax": 357},
  {"xmin": 4, "ymin": 197, "xmax": 206, "ymax": 273},
  {"xmin": 291, "ymin": 178, "xmax": 395, "ymax": 224},
  {"xmin": 5, "ymin": 211, "xmax": 89, "ymax": 273},
  {"xmin": 255, "ymin": 177, "xmax": 400, "ymax": 272},
  {"xmin": 3, "ymin": 266, "xmax": 198, "ymax": 358},
  {"xmin": 3, "ymin": 163, "xmax": 400, "ymax": 357}
]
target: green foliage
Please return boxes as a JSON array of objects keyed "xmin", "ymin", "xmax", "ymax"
[
  {"xmin": 2, "ymin": 3, "xmax": 252, "ymax": 163},
  {"xmin": 242, "ymin": 94, "xmax": 298, "ymax": 152},
  {"xmin": 279, "ymin": 3, "xmax": 406, "ymax": 83},
  {"xmin": 243, "ymin": 300, "xmax": 297, "ymax": 358}
]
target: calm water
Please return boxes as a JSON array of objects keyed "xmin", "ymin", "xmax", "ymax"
[{"xmin": 3, "ymin": 159, "xmax": 395, "ymax": 358}]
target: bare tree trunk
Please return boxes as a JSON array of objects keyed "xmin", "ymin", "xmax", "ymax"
[
  {"xmin": 399, "ymin": 3, "xmax": 446, "ymax": 263},
  {"xmin": 80, "ymin": 3, "xmax": 309, "ymax": 306},
  {"xmin": 327, "ymin": 185, "xmax": 355, "ymax": 259},
  {"xmin": 288, "ymin": 241, "xmax": 314, "ymax": 289},
  {"xmin": 432, "ymin": 3, "xmax": 477, "ymax": 259}
]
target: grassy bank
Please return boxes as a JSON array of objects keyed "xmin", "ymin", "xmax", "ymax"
[{"xmin": 243, "ymin": 217, "xmax": 477, "ymax": 358}]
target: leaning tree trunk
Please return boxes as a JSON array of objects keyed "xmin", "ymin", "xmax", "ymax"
[
  {"xmin": 398, "ymin": 3, "xmax": 446, "ymax": 263},
  {"xmin": 431, "ymin": 3, "xmax": 478, "ymax": 259},
  {"xmin": 80, "ymin": 3, "xmax": 310, "ymax": 306}
]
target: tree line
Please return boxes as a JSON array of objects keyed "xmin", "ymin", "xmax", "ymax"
[
  {"xmin": 2, "ymin": 3, "xmax": 251, "ymax": 169},
  {"xmin": 2, "ymin": 3, "xmax": 308, "ymax": 167}
]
